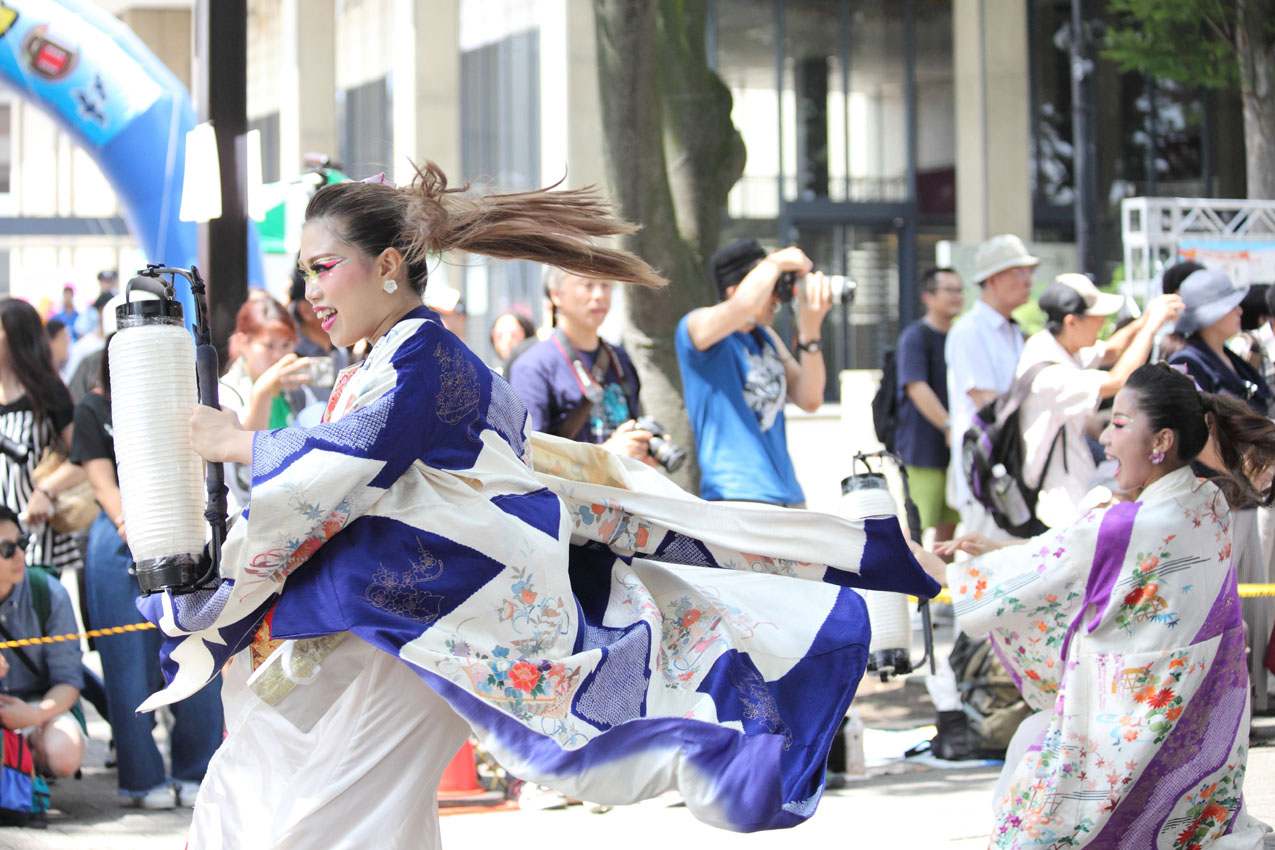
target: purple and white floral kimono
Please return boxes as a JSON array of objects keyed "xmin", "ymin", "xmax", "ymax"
[
  {"xmin": 949, "ymin": 465, "xmax": 1267, "ymax": 849},
  {"xmin": 137, "ymin": 306, "xmax": 938, "ymax": 845}
]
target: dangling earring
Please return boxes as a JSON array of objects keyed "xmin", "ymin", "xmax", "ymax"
[
  {"xmin": 1149, "ymin": 450, "xmax": 1165, "ymax": 465},
  {"xmin": 383, "ymin": 279, "xmax": 398, "ymax": 294}
]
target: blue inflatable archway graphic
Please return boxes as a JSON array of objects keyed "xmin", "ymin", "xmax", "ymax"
[{"xmin": 0, "ymin": 0, "xmax": 263, "ymax": 317}]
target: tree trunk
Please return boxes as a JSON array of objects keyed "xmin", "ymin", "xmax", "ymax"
[
  {"xmin": 1237, "ymin": 0, "xmax": 1275, "ymax": 198},
  {"xmin": 593, "ymin": 0, "xmax": 745, "ymax": 490}
]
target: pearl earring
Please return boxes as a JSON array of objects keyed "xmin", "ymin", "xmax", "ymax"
[
  {"xmin": 1149, "ymin": 450, "xmax": 1165, "ymax": 465},
  {"xmin": 383, "ymin": 279, "xmax": 398, "ymax": 294}
]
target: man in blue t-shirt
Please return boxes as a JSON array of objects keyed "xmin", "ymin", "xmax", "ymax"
[
  {"xmin": 50, "ymin": 285, "xmax": 81, "ymax": 342},
  {"xmin": 509, "ymin": 268, "xmax": 654, "ymax": 465},
  {"xmin": 894, "ymin": 267, "xmax": 964, "ymax": 544},
  {"xmin": 675, "ymin": 239, "xmax": 833, "ymax": 505}
]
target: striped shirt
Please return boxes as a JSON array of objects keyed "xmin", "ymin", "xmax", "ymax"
[{"xmin": 0, "ymin": 391, "xmax": 82, "ymax": 574}]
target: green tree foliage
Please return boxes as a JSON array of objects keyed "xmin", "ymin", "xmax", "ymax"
[
  {"xmin": 1104, "ymin": 0, "xmax": 1242, "ymax": 87},
  {"xmin": 1104, "ymin": 0, "xmax": 1275, "ymax": 198}
]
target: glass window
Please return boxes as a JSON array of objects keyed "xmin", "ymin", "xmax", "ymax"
[
  {"xmin": 338, "ymin": 76, "xmax": 392, "ymax": 180},
  {"xmin": 459, "ymin": 29, "xmax": 542, "ymax": 353},
  {"xmin": 249, "ymin": 112, "xmax": 280, "ymax": 184},
  {"xmin": 0, "ymin": 103, "xmax": 11, "ymax": 195},
  {"xmin": 717, "ymin": 0, "xmax": 781, "ymax": 219},
  {"xmin": 780, "ymin": 1, "xmax": 907, "ymax": 204},
  {"xmin": 915, "ymin": 0, "xmax": 955, "ymax": 215},
  {"xmin": 1029, "ymin": 0, "xmax": 1074, "ymax": 209},
  {"xmin": 780, "ymin": 2, "xmax": 844, "ymax": 202}
]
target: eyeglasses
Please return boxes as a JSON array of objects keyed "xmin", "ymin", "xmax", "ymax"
[
  {"xmin": 0, "ymin": 534, "xmax": 30, "ymax": 559},
  {"xmin": 934, "ymin": 287, "xmax": 965, "ymax": 295}
]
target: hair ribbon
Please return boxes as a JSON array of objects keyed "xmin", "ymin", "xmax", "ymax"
[{"xmin": 360, "ymin": 172, "xmax": 397, "ymax": 188}]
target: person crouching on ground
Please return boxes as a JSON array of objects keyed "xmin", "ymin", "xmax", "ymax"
[{"xmin": 0, "ymin": 506, "xmax": 85, "ymax": 780}]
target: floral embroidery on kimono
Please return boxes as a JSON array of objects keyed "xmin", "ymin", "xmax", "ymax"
[
  {"xmin": 139, "ymin": 307, "xmax": 939, "ymax": 833},
  {"xmin": 952, "ymin": 467, "xmax": 1266, "ymax": 849}
]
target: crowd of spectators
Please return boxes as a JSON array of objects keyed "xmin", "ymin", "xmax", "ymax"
[{"xmin": 3, "ymin": 234, "xmax": 1273, "ymax": 830}]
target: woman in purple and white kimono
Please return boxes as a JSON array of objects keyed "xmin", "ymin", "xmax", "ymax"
[
  {"xmin": 914, "ymin": 363, "xmax": 1269, "ymax": 849},
  {"xmin": 135, "ymin": 163, "xmax": 937, "ymax": 849}
]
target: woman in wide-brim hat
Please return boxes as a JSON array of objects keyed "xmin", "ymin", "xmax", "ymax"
[{"xmin": 1168, "ymin": 267, "xmax": 1271, "ymax": 415}]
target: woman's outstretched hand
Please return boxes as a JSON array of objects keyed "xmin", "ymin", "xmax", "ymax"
[
  {"xmin": 190, "ymin": 405, "xmax": 255, "ymax": 465},
  {"xmin": 933, "ymin": 533, "xmax": 1010, "ymax": 558},
  {"xmin": 906, "ymin": 539, "xmax": 949, "ymax": 587}
]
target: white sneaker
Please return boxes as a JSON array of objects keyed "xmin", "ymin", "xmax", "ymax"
[
  {"xmin": 130, "ymin": 786, "xmax": 177, "ymax": 810},
  {"xmin": 517, "ymin": 784, "xmax": 570, "ymax": 811},
  {"xmin": 176, "ymin": 780, "xmax": 201, "ymax": 808}
]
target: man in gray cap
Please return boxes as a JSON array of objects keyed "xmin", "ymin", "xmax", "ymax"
[
  {"xmin": 1016, "ymin": 274, "xmax": 1181, "ymax": 528},
  {"xmin": 945, "ymin": 234, "xmax": 1038, "ymax": 537}
]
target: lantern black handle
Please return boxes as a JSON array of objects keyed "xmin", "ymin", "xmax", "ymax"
[
  {"xmin": 137, "ymin": 264, "xmax": 227, "ymax": 591},
  {"xmin": 851, "ymin": 450, "xmax": 938, "ymax": 677}
]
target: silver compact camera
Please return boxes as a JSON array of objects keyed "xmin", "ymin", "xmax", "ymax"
[{"xmin": 775, "ymin": 272, "xmax": 857, "ymax": 306}]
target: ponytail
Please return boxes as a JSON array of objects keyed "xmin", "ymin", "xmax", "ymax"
[
  {"xmin": 1200, "ymin": 392, "xmax": 1275, "ymax": 507},
  {"xmin": 305, "ymin": 161, "xmax": 665, "ymax": 296},
  {"xmin": 1125, "ymin": 363, "xmax": 1275, "ymax": 507}
]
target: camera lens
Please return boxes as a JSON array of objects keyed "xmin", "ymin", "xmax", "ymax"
[
  {"xmin": 648, "ymin": 436, "xmax": 687, "ymax": 474},
  {"xmin": 827, "ymin": 275, "xmax": 857, "ymax": 306},
  {"xmin": 635, "ymin": 417, "xmax": 687, "ymax": 474}
]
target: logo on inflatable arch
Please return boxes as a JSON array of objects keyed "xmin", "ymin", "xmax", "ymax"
[{"xmin": 22, "ymin": 23, "xmax": 77, "ymax": 80}]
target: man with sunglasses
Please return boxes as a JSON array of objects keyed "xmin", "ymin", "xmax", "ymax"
[{"xmin": 0, "ymin": 506, "xmax": 85, "ymax": 779}]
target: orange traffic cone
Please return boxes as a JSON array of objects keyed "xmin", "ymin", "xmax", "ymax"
[{"xmin": 438, "ymin": 738, "xmax": 483, "ymax": 797}]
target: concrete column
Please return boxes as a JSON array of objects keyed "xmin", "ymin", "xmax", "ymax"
[
  {"xmin": 538, "ymin": 0, "xmax": 608, "ymax": 191},
  {"xmin": 564, "ymin": 0, "xmax": 607, "ymax": 192},
  {"xmin": 953, "ymin": 0, "xmax": 1032, "ymax": 243},
  {"xmin": 279, "ymin": 0, "xmax": 336, "ymax": 181},
  {"xmin": 392, "ymin": 0, "xmax": 460, "ymax": 186}
]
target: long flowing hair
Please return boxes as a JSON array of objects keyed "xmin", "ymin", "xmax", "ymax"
[
  {"xmin": 304, "ymin": 161, "xmax": 666, "ymax": 296},
  {"xmin": 1126, "ymin": 363, "xmax": 1275, "ymax": 507},
  {"xmin": 0, "ymin": 299, "xmax": 66, "ymax": 425}
]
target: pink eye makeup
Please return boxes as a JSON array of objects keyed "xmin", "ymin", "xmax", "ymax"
[{"xmin": 302, "ymin": 257, "xmax": 349, "ymax": 284}]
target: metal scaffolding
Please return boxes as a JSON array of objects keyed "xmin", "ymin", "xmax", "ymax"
[{"xmin": 1121, "ymin": 196, "xmax": 1275, "ymax": 298}]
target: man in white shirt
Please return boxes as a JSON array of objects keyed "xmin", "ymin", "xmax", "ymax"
[
  {"xmin": 945, "ymin": 234, "xmax": 1037, "ymax": 537},
  {"xmin": 1017, "ymin": 274, "xmax": 1182, "ymax": 528}
]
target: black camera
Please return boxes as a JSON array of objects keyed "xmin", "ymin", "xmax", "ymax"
[
  {"xmin": 775, "ymin": 271, "xmax": 857, "ymax": 306},
  {"xmin": 634, "ymin": 417, "xmax": 687, "ymax": 474},
  {"xmin": 0, "ymin": 433, "xmax": 29, "ymax": 464}
]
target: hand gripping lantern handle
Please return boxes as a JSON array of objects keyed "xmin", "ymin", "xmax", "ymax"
[{"xmin": 109, "ymin": 265, "xmax": 228, "ymax": 595}]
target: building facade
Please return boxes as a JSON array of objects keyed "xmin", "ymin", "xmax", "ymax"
[{"xmin": 0, "ymin": 0, "xmax": 1246, "ymax": 373}]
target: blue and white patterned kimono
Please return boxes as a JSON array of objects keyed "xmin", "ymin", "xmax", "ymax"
[{"xmin": 140, "ymin": 307, "xmax": 937, "ymax": 842}]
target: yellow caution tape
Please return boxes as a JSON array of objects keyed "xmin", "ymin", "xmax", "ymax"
[
  {"xmin": 918, "ymin": 583, "xmax": 1275, "ymax": 606},
  {"xmin": 5, "ymin": 583, "xmax": 1275, "ymax": 649},
  {"xmin": 0, "ymin": 621, "xmax": 157, "ymax": 650}
]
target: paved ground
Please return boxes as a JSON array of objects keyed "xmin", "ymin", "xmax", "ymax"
[{"xmin": 3, "ymin": 670, "xmax": 1272, "ymax": 850}]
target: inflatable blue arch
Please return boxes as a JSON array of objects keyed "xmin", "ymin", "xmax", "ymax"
[{"xmin": 0, "ymin": 0, "xmax": 262, "ymax": 317}]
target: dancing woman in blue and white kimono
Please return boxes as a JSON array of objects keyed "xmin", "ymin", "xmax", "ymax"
[{"xmin": 141, "ymin": 163, "xmax": 938, "ymax": 850}]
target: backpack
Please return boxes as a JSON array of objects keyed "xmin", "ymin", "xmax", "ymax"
[
  {"xmin": 0, "ymin": 729, "xmax": 36, "ymax": 826},
  {"xmin": 929, "ymin": 634, "xmax": 1034, "ymax": 760},
  {"xmin": 871, "ymin": 348, "xmax": 899, "ymax": 451},
  {"xmin": 960, "ymin": 361, "xmax": 1067, "ymax": 538}
]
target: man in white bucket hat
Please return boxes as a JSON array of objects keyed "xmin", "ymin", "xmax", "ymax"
[
  {"xmin": 944, "ymin": 234, "xmax": 1039, "ymax": 538},
  {"xmin": 1016, "ymin": 274, "xmax": 1182, "ymax": 528}
]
